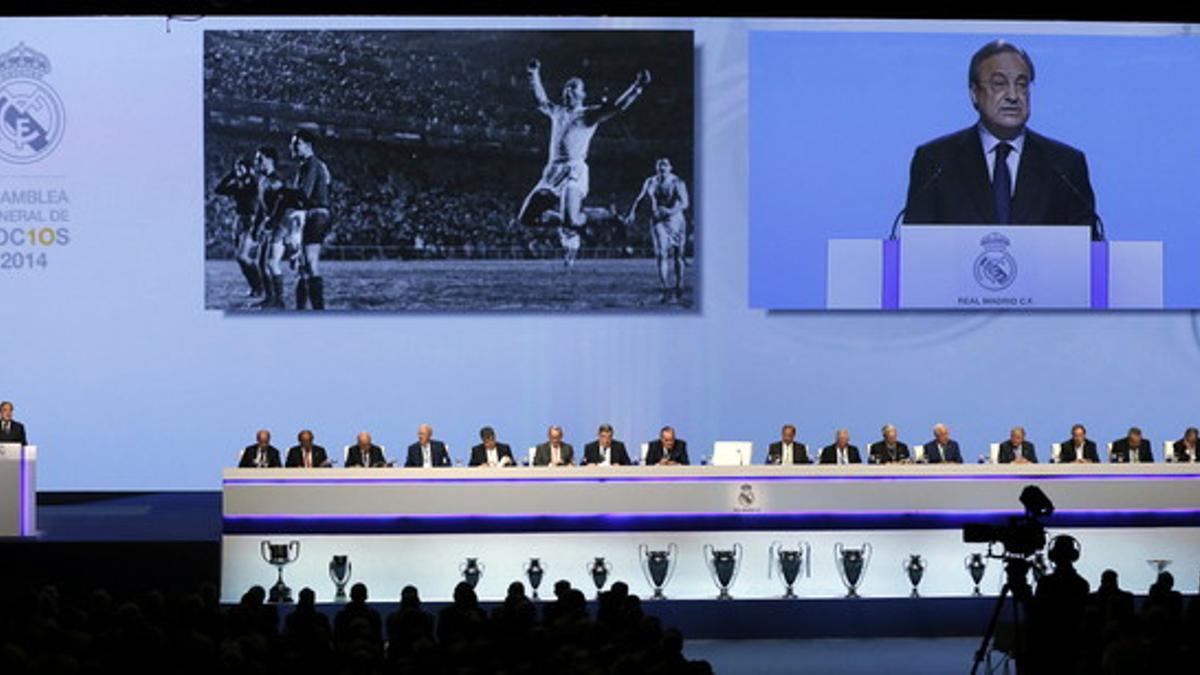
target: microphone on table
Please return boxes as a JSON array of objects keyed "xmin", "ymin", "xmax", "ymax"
[
  {"xmin": 889, "ymin": 165, "xmax": 944, "ymax": 240},
  {"xmin": 1053, "ymin": 167, "xmax": 1105, "ymax": 241}
]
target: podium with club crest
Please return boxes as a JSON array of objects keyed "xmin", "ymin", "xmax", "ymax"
[{"xmin": 826, "ymin": 224, "xmax": 1163, "ymax": 310}]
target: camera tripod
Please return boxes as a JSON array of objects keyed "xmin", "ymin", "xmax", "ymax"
[{"xmin": 971, "ymin": 556, "xmax": 1033, "ymax": 675}]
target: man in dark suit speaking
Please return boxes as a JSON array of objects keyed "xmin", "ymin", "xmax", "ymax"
[
  {"xmin": 903, "ymin": 40, "xmax": 1099, "ymax": 239},
  {"xmin": 0, "ymin": 401, "xmax": 26, "ymax": 446}
]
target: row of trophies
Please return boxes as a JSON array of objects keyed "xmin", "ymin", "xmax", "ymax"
[{"xmin": 260, "ymin": 540, "xmax": 1054, "ymax": 603}]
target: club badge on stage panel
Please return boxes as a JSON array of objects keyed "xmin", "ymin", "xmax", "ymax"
[{"xmin": 0, "ymin": 43, "xmax": 65, "ymax": 164}]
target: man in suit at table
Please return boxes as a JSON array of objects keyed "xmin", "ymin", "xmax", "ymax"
[
  {"xmin": 347, "ymin": 431, "xmax": 387, "ymax": 468},
  {"xmin": 646, "ymin": 426, "xmax": 689, "ymax": 465},
  {"xmin": 902, "ymin": 40, "xmax": 1100, "ymax": 239},
  {"xmin": 998, "ymin": 426, "xmax": 1037, "ymax": 464},
  {"xmin": 583, "ymin": 423, "xmax": 632, "ymax": 466},
  {"xmin": 869, "ymin": 424, "xmax": 910, "ymax": 464},
  {"xmin": 469, "ymin": 426, "xmax": 514, "ymax": 467},
  {"xmin": 819, "ymin": 429, "xmax": 862, "ymax": 465},
  {"xmin": 1111, "ymin": 427, "xmax": 1154, "ymax": 463},
  {"xmin": 0, "ymin": 401, "xmax": 27, "ymax": 446},
  {"xmin": 534, "ymin": 425, "xmax": 574, "ymax": 466},
  {"xmin": 921, "ymin": 423, "xmax": 964, "ymax": 464},
  {"xmin": 239, "ymin": 429, "xmax": 282, "ymax": 468},
  {"xmin": 1172, "ymin": 427, "xmax": 1199, "ymax": 463},
  {"xmin": 1059, "ymin": 423, "xmax": 1099, "ymax": 463},
  {"xmin": 286, "ymin": 429, "xmax": 331, "ymax": 468},
  {"xmin": 405, "ymin": 424, "xmax": 452, "ymax": 468},
  {"xmin": 766, "ymin": 424, "xmax": 810, "ymax": 464}
]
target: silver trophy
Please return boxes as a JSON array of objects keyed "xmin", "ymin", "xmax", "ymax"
[
  {"xmin": 328, "ymin": 555, "xmax": 352, "ymax": 602},
  {"xmin": 260, "ymin": 540, "xmax": 300, "ymax": 603},
  {"xmin": 524, "ymin": 558, "xmax": 546, "ymax": 600},
  {"xmin": 834, "ymin": 543, "xmax": 872, "ymax": 598},
  {"xmin": 965, "ymin": 552, "xmax": 987, "ymax": 596},
  {"xmin": 639, "ymin": 544, "xmax": 678, "ymax": 600},
  {"xmin": 1146, "ymin": 559, "xmax": 1172, "ymax": 575},
  {"xmin": 587, "ymin": 557, "xmax": 612, "ymax": 595},
  {"xmin": 704, "ymin": 543, "xmax": 743, "ymax": 600},
  {"xmin": 904, "ymin": 554, "xmax": 926, "ymax": 598},
  {"xmin": 460, "ymin": 557, "xmax": 485, "ymax": 589},
  {"xmin": 768, "ymin": 541, "xmax": 811, "ymax": 599}
]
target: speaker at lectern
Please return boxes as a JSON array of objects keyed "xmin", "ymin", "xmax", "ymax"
[{"xmin": 0, "ymin": 443, "xmax": 37, "ymax": 537}]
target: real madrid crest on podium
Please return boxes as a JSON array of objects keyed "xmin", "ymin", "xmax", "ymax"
[
  {"xmin": 973, "ymin": 232, "xmax": 1017, "ymax": 291},
  {"xmin": 0, "ymin": 43, "xmax": 65, "ymax": 164}
]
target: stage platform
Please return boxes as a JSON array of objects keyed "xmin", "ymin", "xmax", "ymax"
[{"xmin": 221, "ymin": 465, "xmax": 1200, "ymax": 604}]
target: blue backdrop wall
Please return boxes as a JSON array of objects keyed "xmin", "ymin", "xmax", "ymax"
[{"xmin": 3, "ymin": 18, "xmax": 1199, "ymax": 489}]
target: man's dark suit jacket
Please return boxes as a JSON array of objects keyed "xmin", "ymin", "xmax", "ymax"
[
  {"xmin": 347, "ymin": 444, "xmax": 387, "ymax": 468},
  {"xmin": 645, "ymin": 439, "xmax": 689, "ymax": 465},
  {"xmin": 0, "ymin": 420, "xmax": 26, "ymax": 446},
  {"xmin": 998, "ymin": 440, "xmax": 1038, "ymax": 464},
  {"xmin": 582, "ymin": 440, "xmax": 631, "ymax": 466},
  {"xmin": 1110, "ymin": 438, "xmax": 1154, "ymax": 463},
  {"xmin": 239, "ymin": 444, "xmax": 282, "ymax": 468},
  {"xmin": 285, "ymin": 444, "xmax": 330, "ymax": 468},
  {"xmin": 405, "ymin": 441, "xmax": 452, "ymax": 467},
  {"xmin": 868, "ymin": 441, "xmax": 910, "ymax": 464},
  {"xmin": 766, "ymin": 441, "xmax": 811, "ymax": 464},
  {"xmin": 818, "ymin": 444, "xmax": 862, "ymax": 464},
  {"xmin": 922, "ymin": 440, "xmax": 963, "ymax": 464},
  {"xmin": 1171, "ymin": 440, "xmax": 1198, "ymax": 463},
  {"xmin": 904, "ymin": 126, "xmax": 1097, "ymax": 236},
  {"xmin": 469, "ymin": 442, "xmax": 514, "ymax": 467},
  {"xmin": 533, "ymin": 442, "xmax": 575, "ymax": 466},
  {"xmin": 1058, "ymin": 439, "xmax": 1100, "ymax": 463}
]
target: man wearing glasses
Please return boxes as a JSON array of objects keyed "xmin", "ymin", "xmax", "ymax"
[{"xmin": 902, "ymin": 40, "xmax": 1099, "ymax": 238}]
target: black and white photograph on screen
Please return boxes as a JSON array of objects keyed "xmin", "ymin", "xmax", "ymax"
[{"xmin": 203, "ymin": 30, "xmax": 696, "ymax": 312}]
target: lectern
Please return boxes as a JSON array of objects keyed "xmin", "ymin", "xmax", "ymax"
[
  {"xmin": 827, "ymin": 224, "xmax": 1163, "ymax": 310},
  {"xmin": 0, "ymin": 443, "xmax": 36, "ymax": 537}
]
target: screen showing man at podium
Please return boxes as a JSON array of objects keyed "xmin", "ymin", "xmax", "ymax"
[
  {"xmin": 749, "ymin": 27, "xmax": 1196, "ymax": 310},
  {"xmin": 901, "ymin": 40, "xmax": 1098, "ymax": 237}
]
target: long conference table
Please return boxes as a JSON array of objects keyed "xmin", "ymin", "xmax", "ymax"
[{"xmin": 221, "ymin": 464, "xmax": 1200, "ymax": 603}]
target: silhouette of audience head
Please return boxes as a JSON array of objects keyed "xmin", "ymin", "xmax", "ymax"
[{"xmin": 349, "ymin": 582, "xmax": 368, "ymax": 603}]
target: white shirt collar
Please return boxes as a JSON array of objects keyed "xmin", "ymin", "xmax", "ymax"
[{"xmin": 978, "ymin": 124, "xmax": 1025, "ymax": 158}]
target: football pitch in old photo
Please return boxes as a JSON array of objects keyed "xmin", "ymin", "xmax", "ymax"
[{"xmin": 205, "ymin": 258, "xmax": 696, "ymax": 311}]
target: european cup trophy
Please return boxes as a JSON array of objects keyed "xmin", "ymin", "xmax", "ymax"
[
  {"xmin": 704, "ymin": 543, "xmax": 743, "ymax": 600},
  {"xmin": 587, "ymin": 557, "xmax": 612, "ymax": 595},
  {"xmin": 834, "ymin": 543, "xmax": 872, "ymax": 598},
  {"xmin": 328, "ymin": 555, "xmax": 352, "ymax": 602},
  {"xmin": 639, "ymin": 543, "xmax": 678, "ymax": 600},
  {"xmin": 461, "ymin": 557, "xmax": 485, "ymax": 589},
  {"xmin": 904, "ymin": 554, "xmax": 926, "ymax": 598},
  {"xmin": 260, "ymin": 540, "xmax": 300, "ymax": 603},
  {"xmin": 1146, "ymin": 559, "xmax": 1172, "ymax": 575},
  {"xmin": 768, "ymin": 541, "xmax": 811, "ymax": 599},
  {"xmin": 965, "ymin": 552, "xmax": 987, "ymax": 596},
  {"xmin": 524, "ymin": 558, "xmax": 546, "ymax": 600}
]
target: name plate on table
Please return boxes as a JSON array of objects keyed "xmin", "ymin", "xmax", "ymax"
[{"xmin": 899, "ymin": 224, "xmax": 1090, "ymax": 309}]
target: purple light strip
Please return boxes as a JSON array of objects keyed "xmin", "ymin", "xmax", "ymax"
[
  {"xmin": 1091, "ymin": 241, "xmax": 1109, "ymax": 309},
  {"xmin": 882, "ymin": 238, "xmax": 900, "ymax": 309},
  {"xmin": 224, "ymin": 472, "xmax": 1200, "ymax": 487},
  {"xmin": 223, "ymin": 507, "xmax": 1200, "ymax": 521},
  {"xmin": 19, "ymin": 445, "xmax": 27, "ymax": 537}
]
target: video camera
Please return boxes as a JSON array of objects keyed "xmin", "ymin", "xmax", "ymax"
[{"xmin": 962, "ymin": 485, "xmax": 1054, "ymax": 557}]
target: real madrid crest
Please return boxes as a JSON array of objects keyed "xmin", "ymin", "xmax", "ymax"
[
  {"xmin": 973, "ymin": 232, "xmax": 1017, "ymax": 291},
  {"xmin": 0, "ymin": 43, "xmax": 65, "ymax": 164}
]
